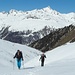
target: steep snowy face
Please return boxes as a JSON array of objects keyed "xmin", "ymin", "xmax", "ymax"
[
  {"xmin": 0, "ymin": 6, "xmax": 75, "ymax": 32},
  {"xmin": 63, "ymin": 12, "xmax": 75, "ymax": 22}
]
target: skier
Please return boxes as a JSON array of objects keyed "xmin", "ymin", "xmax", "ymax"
[
  {"xmin": 13, "ymin": 50, "xmax": 24, "ymax": 69},
  {"xmin": 39, "ymin": 53, "xmax": 46, "ymax": 67}
]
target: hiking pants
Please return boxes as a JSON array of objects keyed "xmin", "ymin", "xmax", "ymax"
[
  {"xmin": 41, "ymin": 60, "xmax": 44, "ymax": 66},
  {"xmin": 17, "ymin": 59, "xmax": 21, "ymax": 69}
]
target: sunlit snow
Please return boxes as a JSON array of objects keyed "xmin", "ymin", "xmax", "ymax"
[{"xmin": 0, "ymin": 39, "xmax": 75, "ymax": 75}]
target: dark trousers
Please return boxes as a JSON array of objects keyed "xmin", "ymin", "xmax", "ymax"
[{"xmin": 41, "ymin": 60, "xmax": 44, "ymax": 66}]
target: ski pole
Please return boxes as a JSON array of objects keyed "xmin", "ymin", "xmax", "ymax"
[
  {"xmin": 13, "ymin": 59, "xmax": 15, "ymax": 70},
  {"xmin": 22, "ymin": 60, "xmax": 24, "ymax": 68}
]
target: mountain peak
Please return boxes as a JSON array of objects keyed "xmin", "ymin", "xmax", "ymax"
[
  {"xmin": 8, "ymin": 9, "xmax": 18, "ymax": 14},
  {"xmin": 43, "ymin": 6, "xmax": 52, "ymax": 12}
]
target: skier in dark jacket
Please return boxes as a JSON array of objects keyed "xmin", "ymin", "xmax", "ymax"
[
  {"xmin": 13, "ymin": 50, "xmax": 24, "ymax": 69},
  {"xmin": 39, "ymin": 53, "xmax": 46, "ymax": 67}
]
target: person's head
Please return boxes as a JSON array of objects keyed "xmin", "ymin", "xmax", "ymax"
[{"xmin": 17, "ymin": 50, "xmax": 20, "ymax": 52}]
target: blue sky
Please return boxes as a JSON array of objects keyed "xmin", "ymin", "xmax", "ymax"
[{"xmin": 0, "ymin": 0, "xmax": 75, "ymax": 13}]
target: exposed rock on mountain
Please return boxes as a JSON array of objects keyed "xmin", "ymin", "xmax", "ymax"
[
  {"xmin": 0, "ymin": 26, "xmax": 54, "ymax": 44},
  {"xmin": 29, "ymin": 25, "xmax": 75, "ymax": 52}
]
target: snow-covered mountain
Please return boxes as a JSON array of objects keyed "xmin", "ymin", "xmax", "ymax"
[
  {"xmin": 30, "ymin": 25, "xmax": 75, "ymax": 52},
  {"xmin": 0, "ymin": 39, "xmax": 75, "ymax": 75},
  {"xmin": 0, "ymin": 6, "xmax": 75, "ymax": 45},
  {"xmin": 0, "ymin": 6, "xmax": 75, "ymax": 75},
  {"xmin": 0, "ymin": 6, "xmax": 75, "ymax": 31}
]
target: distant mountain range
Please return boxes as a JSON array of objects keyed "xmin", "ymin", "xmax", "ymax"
[
  {"xmin": 0, "ymin": 6, "xmax": 75, "ymax": 46},
  {"xmin": 0, "ymin": 6, "xmax": 75, "ymax": 31}
]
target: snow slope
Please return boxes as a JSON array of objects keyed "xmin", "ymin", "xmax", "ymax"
[
  {"xmin": 0, "ymin": 39, "xmax": 41, "ymax": 70},
  {"xmin": 0, "ymin": 39, "xmax": 75, "ymax": 75},
  {"xmin": 0, "ymin": 6, "xmax": 75, "ymax": 32},
  {"xmin": 24, "ymin": 42, "xmax": 75, "ymax": 75}
]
